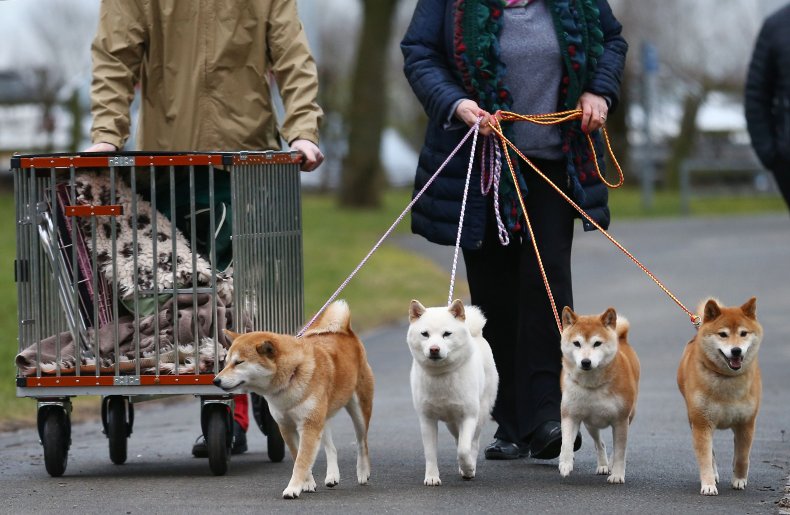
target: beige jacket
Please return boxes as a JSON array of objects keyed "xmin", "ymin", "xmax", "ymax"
[{"xmin": 90, "ymin": 0, "xmax": 323, "ymax": 151}]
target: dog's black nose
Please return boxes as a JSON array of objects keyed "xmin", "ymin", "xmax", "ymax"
[
  {"xmin": 429, "ymin": 346, "xmax": 441, "ymax": 359},
  {"xmin": 731, "ymin": 347, "xmax": 742, "ymax": 357},
  {"xmin": 212, "ymin": 377, "xmax": 222, "ymax": 386},
  {"xmin": 581, "ymin": 359, "xmax": 592, "ymax": 370}
]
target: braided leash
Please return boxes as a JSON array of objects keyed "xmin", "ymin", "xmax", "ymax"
[
  {"xmin": 448, "ymin": 119, "xmax": 481, "ymax": 306},
  {"xmin": 297, "ymin": 119, "xmax": 483, "ymax": 337},
  {"xmin": 488, "ymin": 110, "xmax": 701, "ymax": 329}
]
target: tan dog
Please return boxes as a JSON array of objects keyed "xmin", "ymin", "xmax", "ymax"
[
  {"xmin": 213, "ymin": 300, "xmax": 374, "ymax": 499},
  {"xmin": 558, "ymin": 307, "xmax": 640, "ymax": 484},
  {"xmin": 677, "ymin": 297, "xmax": 762, "ymax": 496}
]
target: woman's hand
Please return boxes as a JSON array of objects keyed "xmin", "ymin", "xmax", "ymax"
[
  {"xmin": 576, "ymin": 92, "xmax": 609, "ymax": 133},
  {"xmin": 455, "ymin": 99, "xmax": 494, "ymax": 136}
]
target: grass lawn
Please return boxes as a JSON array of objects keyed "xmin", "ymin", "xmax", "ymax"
[{"xmin": 0, "ymin": 185, "xmax": 785, "ymax": 429}]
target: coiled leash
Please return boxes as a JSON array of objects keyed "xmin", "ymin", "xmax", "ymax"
[{"xmin": 487, "ymin": 109, "xmax": 701, "ymax": 332}]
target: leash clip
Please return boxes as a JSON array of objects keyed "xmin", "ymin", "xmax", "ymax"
[{"xmin": 691, "ymin": 315, "xmax": 701, "ymax": 329}]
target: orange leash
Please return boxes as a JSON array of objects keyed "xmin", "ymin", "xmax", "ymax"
[{"xmin": 489, "ymin": 110, "xmax": 701, "ymax": 330}]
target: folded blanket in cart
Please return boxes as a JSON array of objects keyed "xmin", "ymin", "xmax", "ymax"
[
  {"xmin": 15, "ymin": 293, "xmax": 240, "ymax": 376},
  {"xmin": 72, "ymin": 171, "xmax": 233, "ymax": 307}
]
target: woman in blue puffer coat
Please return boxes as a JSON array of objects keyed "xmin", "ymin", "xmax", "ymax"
[{"xmin": 401, "ymin": 0, "xmax": 627, "ymax": 461}]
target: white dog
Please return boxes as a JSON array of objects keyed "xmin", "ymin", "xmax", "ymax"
[{"xmin": 407, "ymin": 299, "xmax": 498, "ymax": 486}]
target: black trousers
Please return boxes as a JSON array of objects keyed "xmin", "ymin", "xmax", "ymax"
[{"xmin": 462, "ymin": 158, "xmax": 575, "ymax": 445}]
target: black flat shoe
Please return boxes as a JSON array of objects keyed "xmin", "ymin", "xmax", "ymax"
[
  {"xmin": 484, "ymin": 438, "xmax": 525, "ymax": 460},
  {"xmin": 191, "ymin": 421, "xmax": 247, "ymax": 457},
  {"xmin": 528, "ymin": 421, "xmax": 581, "ymax": 460}
]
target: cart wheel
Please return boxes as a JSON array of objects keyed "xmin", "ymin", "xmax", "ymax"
[
  {"xmin": 41, "ymin": 409, "xmax": 69, "ymax": 477},
  {"xmin": 206, "ymin": 409, "xmax": 230, "ymax": 476},
  {"xmin": 106, "ymin": 397, "xmax": 128, "ymax": 465}
]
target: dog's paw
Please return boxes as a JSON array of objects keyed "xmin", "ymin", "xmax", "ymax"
[
  {"xmin": 607, "ymin": 473, "xmax": 625, "ymax": 484},
  {"xmin": 325, "ymin": 474, "xmax": 339, "ymax": 488},
  {"xmin": 459, "ymin": 466, "xmax": 476, "ymax": 480},
  {"xmin": 424, "ymin": 475, "xmax": 442, "ymax": 486},
  {"xmin": 700, "ymin": 484, "xmax": 718, "ymax": 496},
  {"xmin": 596, "ymin": 465, "xmax": 610, "ymax": 475},
  {"xmin": 282, "ymin": 485, "xmax": 302, "ymax": 499},
  {"xmin": 732, "ymin": 477, "xmax": 747, "ymax": 490},
  {"xmin": 558, "ymin": 461, "xmax": 573, "ymax": 477},
  {"xmin": 302, "ymin": 476, "xmax": 317, "ymax": 493},
  {"xmin": 357, "ymin": 469, "xmax": 370, "ymax": 485}
]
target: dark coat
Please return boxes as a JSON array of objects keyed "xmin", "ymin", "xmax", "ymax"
[
  {"xmin": 745, "ymin": 3, "xmax": 790, "ymax": 170},
  {"xmin": 401, "ymin": 0, "xmax": 627, "ymax": 249}
]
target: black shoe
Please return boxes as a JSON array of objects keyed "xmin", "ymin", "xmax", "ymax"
[
  {"xmin": 484, "ymin": 438, "xmax": 525, "ymax": 460},
  {"xmin": 191, "ymin": 421, "xmax": 247, "ymax": 457},
  {"xmin": 528, "ymin": 421, "xmax": 581, "ymax": 460},
  {"xmin": 231, "ymin": 422, "xmax": 247, "ymax": 455},
  {"xmin": 191, "ymin": 435, "xmax": 208, "ymax": 458}
]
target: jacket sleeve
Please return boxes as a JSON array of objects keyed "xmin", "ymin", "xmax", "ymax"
[
  {"xmin": 744, "ymin": 19, "xmax": 777, "ymax": 169},
  {"xmin": 401, "ymin": 0, "xmax": 469, "ymax": 124},
  {"xmin": 584, "ymin": 0, "xmax": 627, "ymax": 112},
  {"xmin": 268, "ymin": 0, "xmax": 324, "ymax": 146},
  {"xmin": 89, "ymin": 0, "xmax": 147, "ymax": 150}
]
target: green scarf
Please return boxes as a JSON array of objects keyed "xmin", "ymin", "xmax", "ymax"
[{"xmin": 453, "ymin": 0, "xmax": 605, "ymax": 233}]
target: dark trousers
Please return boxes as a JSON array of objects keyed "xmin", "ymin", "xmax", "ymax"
[{"xmin": 462, "ymin": 158, "xmax": 575, "ymax": 445}]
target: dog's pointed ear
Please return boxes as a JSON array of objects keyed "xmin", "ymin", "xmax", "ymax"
[
  {"xmin": 256, "ymin": 340, "xmax": 276, "ymax": 358},
  {"xmin": 409, "ymin": 300, "xmax": 426, "ymax": 322},
  {"xmin": 561, "ymin": 306, "xmax": 577, "ymax": 330},
  {"xmin": 740, "ymin": 297, "xmax": 757, "ymax": 319},
  {"xmin": 601, "ymin": 307, "xmax": 617, "ymax": 329},
  {"xmin": 224, "ymin": 329, "xmax": 240, "ymax": 342},
  {"xmin": 449, "ymin": 299, "xmax": 466, "ymax": 321},
  {"xmin": 703, "ymin": 299, "xmax": 722, "ymax": 323}
]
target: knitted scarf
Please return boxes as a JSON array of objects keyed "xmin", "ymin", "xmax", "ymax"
[{"xmin": 453, "ymin": 0, "xmax": 605, "ymax": 234}]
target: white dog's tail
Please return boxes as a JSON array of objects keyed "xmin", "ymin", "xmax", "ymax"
[
  {"xmin": 464, "ymin": 305, "xmax": 487, "ymax": 338},
  {"xmin": 304, "ymin": 300, "xmax": 352, "ymax": 336},
  {"xmin": 615, "ymin": 315, "xmax": 630, "ymax": 341}
]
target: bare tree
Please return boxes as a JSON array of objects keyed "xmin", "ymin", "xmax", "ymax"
[
  {"xmin": 611, "ymin": 0, "xmax": 761, "ymax": 188},
  {"xmin": 18, "ymin": 0, "xmax": 97, "ymax": 151},
  {"xmin": 339, "ymin": 0, "xmax": 401, "ymax": 208}
]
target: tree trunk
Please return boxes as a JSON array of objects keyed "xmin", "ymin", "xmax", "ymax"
[
  {"xmin": 338, "ymin": 0, "xmax": 399, "ymax": 208},
  {"xmin": 608, "ymin": 72, "xmax": 630, "ymax": 181},
  {"xmin": 664, "ymin": 90, "xmax": 706, "ymax": 190}
]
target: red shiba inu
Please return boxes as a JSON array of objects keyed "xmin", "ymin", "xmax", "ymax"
[
  {"xmin": 214, "ymin": 300, "xmax": 374, "ymax": 499},
  {"xmin": 677, "ymin": 297, "xmax": 763, "ymax": 496},
  {"xmin": 558, "ymin": 306, "xmax": 640, "ymax": 485}
]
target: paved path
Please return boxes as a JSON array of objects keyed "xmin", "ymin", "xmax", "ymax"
[{"xmin": 2, "ymin": 214, "xmax": 789, "ymax": 513}]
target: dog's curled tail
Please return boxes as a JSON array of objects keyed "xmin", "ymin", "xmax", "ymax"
[
  {"xmin": 304, "ymin": 300, "xmax": 352, "ymax": 336},
  {"xmin": 616, "ymin": 315, "xmax": 630, "ymax": 341},
  {"xmin": 464, "ymin": 305, "xmax": 487, "ymax": 338}
]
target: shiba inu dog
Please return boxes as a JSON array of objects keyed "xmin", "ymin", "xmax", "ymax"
[
  {"xmin": 407, "ymin": 299, "xmax": 498, "ymax": 486},
  {"xmin": 677, "ymin": 297, "xmax": 762, "ymax": 496},
  {"xmin": 214, "ymin": 300, "xmax": 374, "ymax": 499},
  {"xmin": 558, "ymin": 306, "xmax": 640, "ymax": 484}
]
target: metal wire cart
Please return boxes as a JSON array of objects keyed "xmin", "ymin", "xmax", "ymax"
[{"xmin": 12, "ymin": 151, "xmax": 304, "ymax": 476}]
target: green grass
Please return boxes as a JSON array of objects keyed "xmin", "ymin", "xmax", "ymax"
[
  {"xmin": 607, "ymin": 187, "xmax": 787, "ymax": 218},
  {"xmin": 301, "ymin": 189, "xmax": 467, "ymax": 330},
  {"xmin": 0, "ymin": 185, "xmax": 785, "ymax": 429}
]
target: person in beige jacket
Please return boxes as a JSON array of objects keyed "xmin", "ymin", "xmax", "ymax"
[
  {"xmin": 86, "ymin": 0, "xmax": 324, "ymax": 170},
  {"xmin": 85, "ymin": 0, "xmax": 325, "ymax": 456}
]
